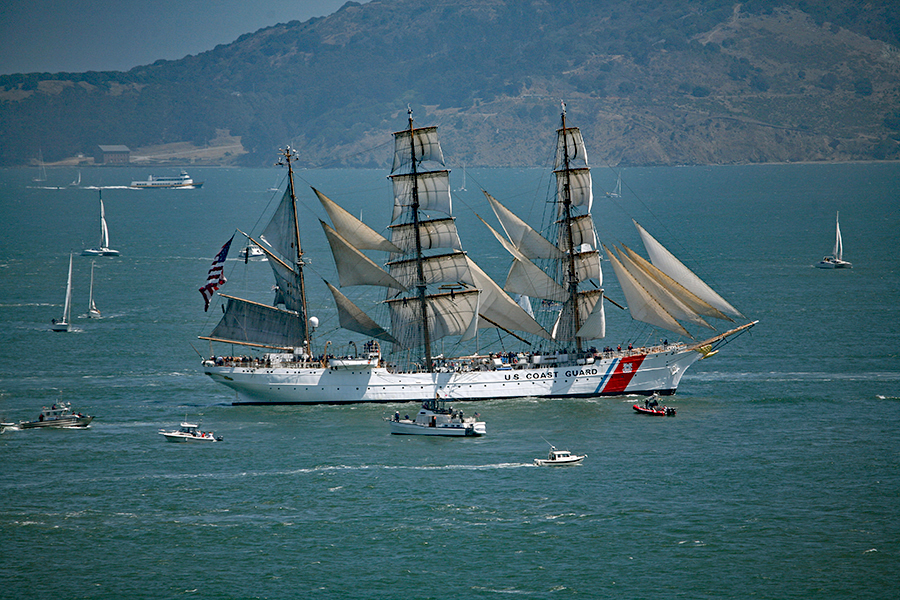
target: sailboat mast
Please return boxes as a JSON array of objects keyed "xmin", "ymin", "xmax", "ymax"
[
  {"xmin": 283, "ymin": 147, "xmax": 312, "ymax": 356},
  {"xmin": 406, "ymin": 108, "xmax": 434, "ymax": 371},
  {"xmin": 560, "ymin": 107, "xmax": 582, "ymax": 352}
]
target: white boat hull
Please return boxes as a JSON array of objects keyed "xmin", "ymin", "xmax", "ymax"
[
  {"xmin": 389, "ymin": 420, "xmax": 485, "ymax": 436},
  {"xmin": 159, "ymin": 432, "xmax": 219, "ymax": 443},
  {"xmin": 203, "ymin": 346, "xmax": 702, "ymax": 405}
]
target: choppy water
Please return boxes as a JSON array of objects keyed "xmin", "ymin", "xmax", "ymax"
[{"xmin": 1, "ymin": 162, "xmax": 898, "ymax": 599}]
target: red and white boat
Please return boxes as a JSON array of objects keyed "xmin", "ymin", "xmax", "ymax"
[{"xmin": 199, "ymin": 107, "xmax": 755, "ymax": 406}]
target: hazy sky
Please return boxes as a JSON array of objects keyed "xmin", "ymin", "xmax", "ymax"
[{"xmin": 0, "ymin": 0, "xmax": 355, "ymax": 75}]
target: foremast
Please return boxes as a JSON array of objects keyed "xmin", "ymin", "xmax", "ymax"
[
  {"xmin": 277, "ymin": 147, "xmax": 312, "ymax": 356},
  {"xmin": 199, "ymin": 147, "xmax": 310, "ymax": 354}
]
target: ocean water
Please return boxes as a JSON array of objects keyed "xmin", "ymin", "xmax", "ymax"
[{"xmin": 1, "ymin": 162, "xmax": 898, "ymax": 599}]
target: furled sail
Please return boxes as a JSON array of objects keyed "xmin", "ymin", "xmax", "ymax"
[
  {"xmin": 634, "ymin": 220, "xmax": 743, "ymax": 319},
  {"xmin": 325, "ymin": 281, "xmax": 399, "ymax": 345},
  {"xmin": 206, "ymin": 295, "xmax": 307, "ymax": 349}
]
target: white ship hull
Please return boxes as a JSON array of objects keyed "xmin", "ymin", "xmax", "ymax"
[{"xmin": 203, "ymin": 345, "xmax": 702, "ymax": 405}]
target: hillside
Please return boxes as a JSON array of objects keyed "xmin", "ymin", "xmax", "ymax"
[{"xmin": 1, "ymin": 0, "xmax": 899, "ymax": 168}]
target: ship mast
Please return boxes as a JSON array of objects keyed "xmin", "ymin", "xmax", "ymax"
[
  {"xmin": 560, "ymin": 105, "xmax": 582, "ymax": 352},
  {"xmin": 406, "ymin": 108, "xmax": 434, "ymax": 371},
  {"xmin": 279, "ymin": 146, "xmax": 312, "ymax": 357}
]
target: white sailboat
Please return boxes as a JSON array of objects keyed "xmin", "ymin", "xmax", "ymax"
[
  {"xmin": 82, "ymin": 191, "xmax": 120, "ymax": 256},
  {"xmin": 199, "ymin": 106, "xmax": 755, "ymax": 405},
  {"xmin": 816, "ymin": 211, "xmax": 851, "ymax": 268},
  {"xmin": 33, "ymin": 149, "xmax": 47, "ymax": 182},
  {"xmin": 51, "ymin": 254, "xmax": 74, "ymax": 332},
  {"xmin": 87, "ymin": 260, "xmax": 101, "ymax": 318},
  {"xmin": 69, "ymin": 170, "xmax": 81, "ymax": 187},
  {"xmin": 606, "ymin": 172, "xmax": 622, "ymax": 198}
]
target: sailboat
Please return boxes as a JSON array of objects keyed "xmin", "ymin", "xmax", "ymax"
[
  {"xmin": 606, "ymin": 172, "xmax": 622, "ymax": 198},
  {"xmin": 82, "ymin": 191, "xmax": 120, "ymax": 256},
  {"xmin": 816, "ymin": 211, "xmax": 851, "ymax": 268},
  {"xmin": 87, "ymin": 260, "xmax": 101, "ymax": 318},
  {"xmin": 33, "ymin": 150, "xmax": 47, "ymax": 183},
  {"xmin": 51, "ymin": 254, "xmax": 74, "ymax": 332},
  {"xmin": 199, "ymin": 106, "xmax": 756, "ymax": 405},
  {"xmin": 69, "ymin": 170, "xmax": 82, "ymax": 187}
]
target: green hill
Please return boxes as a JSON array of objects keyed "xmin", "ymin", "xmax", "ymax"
[{"xmin": 2, "ymin": 0, "xmax": 899, "ymax": 167}]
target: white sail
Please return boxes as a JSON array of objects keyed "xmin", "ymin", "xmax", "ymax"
[
  {"xmin": 391, "ymin": 125, "xmax": 445, "ymax": 174},
  {"xmin": 314, "ymin": 187, "xmax": 400, "ymax": 253},
  {"xmin": 834, "ymin": 211, "xmax": 843, "ymax": 260},
  {"xmin": 88, "ymin": 260, "xmax": 100, "ymax": 317},
  {"xmin": 321, "ymin": 221, "xmax": 406, "ymax": 290},
  {"xmin": 555, "ymin": 125, "xmax": 590, "ymax": 171},
  {"xmin": 390, "ymin": 217, "xmax": 462, "ymax": 253},
  {"xmin": 612, "ymin": 245, "xmax": 714, "ymax": 330},
  {"xmin": 619, "ymin": 243, "xmax": 728, "ymax": 321},
  {"xmin": 634, "ymin": 220, "xmax": 744, "ymax": 319},
  {"xmin": 466, "ymin": 257, "xmax": 551, "ymax": 339},
  {"xmin": 207, "ymin": 295, "xmax": 306, "ymax": 349},
  {"xmin": 325, "ymin": 280, "xmax": 399, "ymax": 345},
  {"xmin": 572, "ymin": 249, "xmax": 603, "ymax": 285},
  {"xmin": 387, "ymin": 289, "xmax": 480, "ymax": 350},
  {"xmin": 99, "ymin": 198, "xmax": 110, "ymax": 248},
  {"xmin": 390, "ymin": 171, "xmax": 453, "ymax": 222},
  {"xmin": 557, "ymin": 214, "xmax": 597, "ymax": 253},
  {"xmin": 555, "ymin": 167, "xmax": 593, "ymax": 213},
  {"xmin": 62, "ymin": 253, "xmax": 73, "ymax": 324},
  {"xmin": 603, "ymin": 244, "xmax": 690, "ymax": 337},
  {"xmin": 485, "ymin": 192, "xmax": 563, "ymax": 260},
  {"xmin": 479, "ymin": 215, "xmax": 567, "ymax": 301},
  {"xmin": 552, "ymin": 289, "xmax": 606, "ymax": 341},
  {"xmin": 387, "ymin": 251, "xmax": 473, "ymax": 290}
]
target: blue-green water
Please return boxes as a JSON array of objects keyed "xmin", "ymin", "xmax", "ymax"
[{"xmin": 1, "ymin": 163, "xmax": 898, "ymax": 599}]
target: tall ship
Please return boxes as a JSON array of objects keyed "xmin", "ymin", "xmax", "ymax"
[
  {"xmin": 130, "ymin": 170, "xmax": 202, "ymax": 189},
  {"xmin": 199, "ymin": 106, "xmax": 756, "ymax": 405}
]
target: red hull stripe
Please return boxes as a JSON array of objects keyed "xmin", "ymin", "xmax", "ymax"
[{"xmin": 601, "ymin": 354, "xmax": 647, "ymax": 394}]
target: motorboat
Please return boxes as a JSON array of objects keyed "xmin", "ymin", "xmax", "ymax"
[
  {"xmin": 238, "ymin": 244, "xmax": 266, "ymax": 260},
  {"xmin": 387, "ymin": 396, "xmax": 485, "ymax": 436},
  {"xmin": 130, "ymin": 171, "xmax": 203, "ymax": 189},
  {"xmin": 633, "ymin": 394, "xmax": 676, "ymax": 416},
  {"xmin": 18, "ymin": 402, "xmax": 93, "ymax": 429},
  {"xmin": 534, "ymin": 445, "xmax": 586, "ymax": 466},
  {"xmin": 159, "ymin": 421, "xmax": 222, "ymax": 442}
]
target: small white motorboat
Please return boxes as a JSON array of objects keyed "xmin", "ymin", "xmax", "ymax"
[
  {"xmin": 159, "ymin": 421, "xmax": 222, "ymax": 443},
  {"xmin": 534, "ymin": 445, "xmax": 586, "ymax": 466},
  {"xmin": 388, "ymin": 396, "xmax": 485, "ymax": 437},
  {"xmin": 238, "ymin": 244, "xmax": 266, "ymax": 260},
  {"xmin": 18, "ymin": 401, "xmax": 93, "ymax": 429}
]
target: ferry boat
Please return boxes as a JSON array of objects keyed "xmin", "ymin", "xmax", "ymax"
[
  {"xmin": 130, "ymin": 171, "xmax": 202, "ymax": 189},
  {"xmin": 198, "ymin": 106, "xmax": 756, "ymax": 405}
]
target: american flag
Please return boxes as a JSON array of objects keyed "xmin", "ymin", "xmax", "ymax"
[{"xmin": 199, "ymin": 235, "xmax": 234, "ymax": 311}]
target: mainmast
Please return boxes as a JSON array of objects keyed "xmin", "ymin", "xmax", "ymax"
[
  {"xmin": 560, "ymin": 104, "xmax": 582, "ymax": 352},
  {"xmin": 406, "ymin": 108, "xmax": 434, "ymax": 371},
  {"xmin": 278, "ymin": 147, "xmax": 312, "ymax": 356}
]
